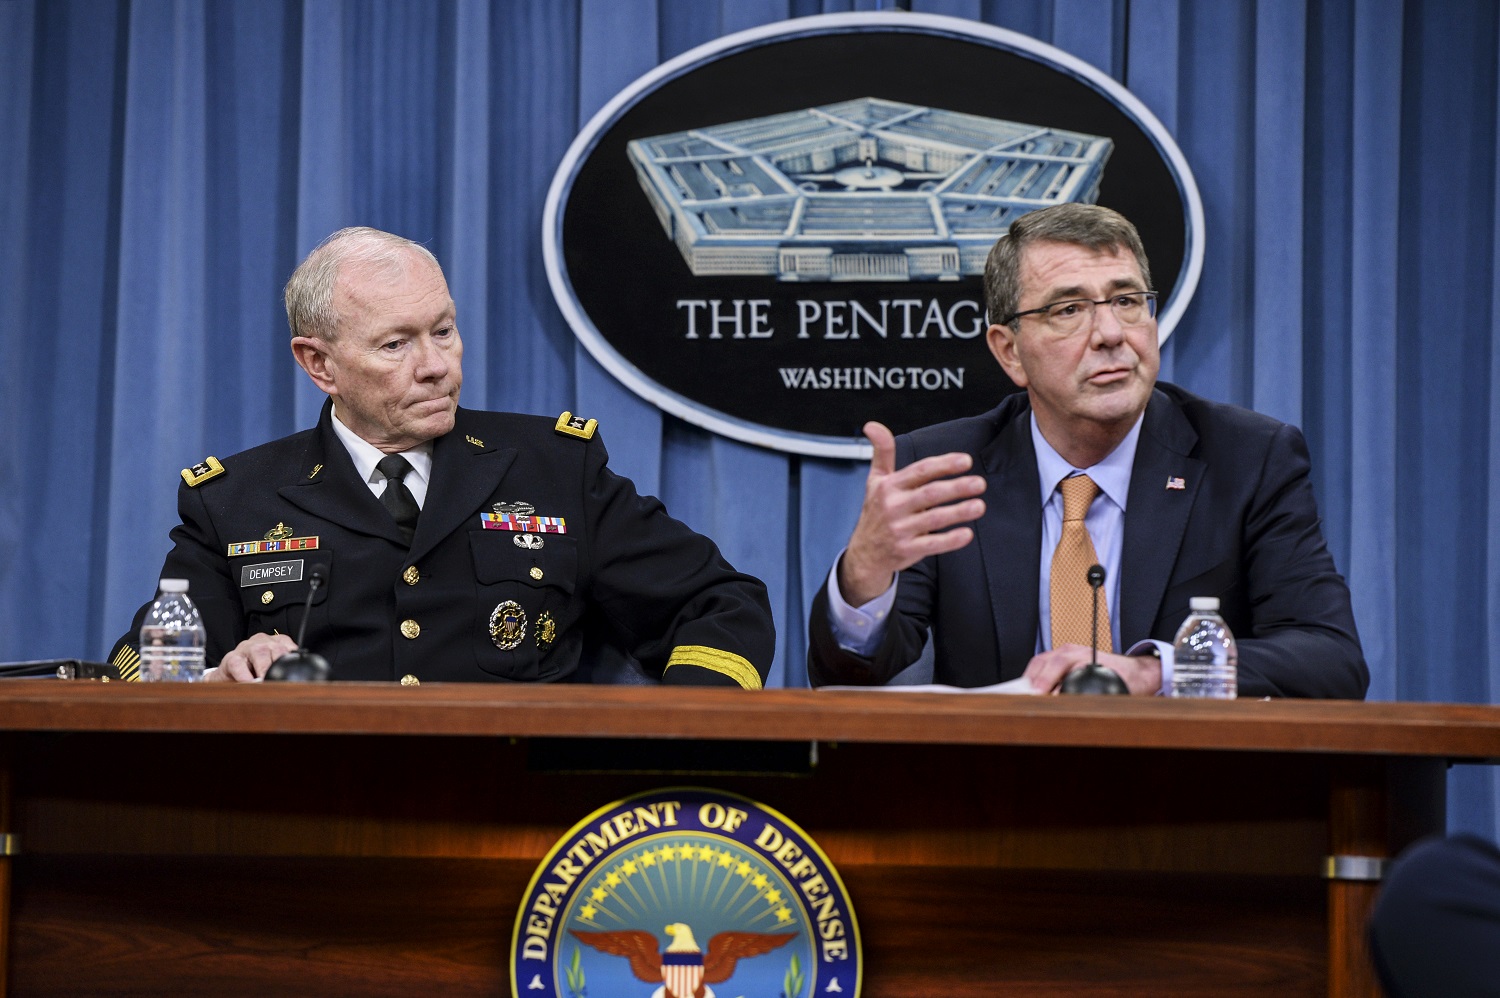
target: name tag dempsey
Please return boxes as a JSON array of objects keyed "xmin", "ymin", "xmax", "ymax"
[{"xmin": 239, "ymin": 560, "xmax": 304, "ymax": 587}]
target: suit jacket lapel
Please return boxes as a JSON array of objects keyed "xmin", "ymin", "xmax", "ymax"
[
  {"xmin": 1119, "ymin": 390, "xmax": 1203, "ymax": 645},
  {"xmin": 279, "ymin": 402, "xmax": 405, "ymax": 543},
  {"xmin": 978, "ymin": 407, "xmax": 1044, "ymax": 678},
  {"xmin": 409, "ymin": 409, "xmax": 516, "ymax": 562}
]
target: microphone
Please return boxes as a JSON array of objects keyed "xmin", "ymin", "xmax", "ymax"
[
  {"xmin": 1087, "ymin": 563, "xmax": 1105, "ymax": 663},
  {"xmin": 265, "ymin": 566, "xmax": 331, "ymax": 682},
  {"xmin": 1060, "ymin": 563, "xmax": 1128, "ymax": 695}
]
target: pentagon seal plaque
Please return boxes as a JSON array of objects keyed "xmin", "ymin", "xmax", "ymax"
[{"xmin": 545, "ymin": 12, "xmax": 1203, "ymax": 457}]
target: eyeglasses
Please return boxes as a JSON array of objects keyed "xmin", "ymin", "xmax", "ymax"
[{"xmin": 1004, "ymin": 291, "xmax": 1158, "ymax": 335}]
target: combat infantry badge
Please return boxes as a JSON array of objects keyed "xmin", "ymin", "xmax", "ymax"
[{"xmin": 490, "ymin": 600, "xmax": 527, "ymax": 650}]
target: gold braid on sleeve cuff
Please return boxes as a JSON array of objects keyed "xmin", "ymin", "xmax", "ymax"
[
  {"xmin": 110, "ymin": 645, "xmax": 142, "ymax": 682},
  {"xmin": 664, "ymin": 645, "xmax": 763, "ymax": 690}
]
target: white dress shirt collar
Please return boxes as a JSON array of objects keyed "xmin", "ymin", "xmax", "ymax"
[{"xmin": 329, "ymin": 407, "xmax": 434, "ymax": 508}]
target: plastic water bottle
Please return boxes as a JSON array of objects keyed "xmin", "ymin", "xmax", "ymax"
[
  {"xmin": 1170, "ymin": 596, "xmax": 1237, "ymax": 699},
  {"xmin": 139, "ymin": 578, "xmax": 207, "ymax": 682}
]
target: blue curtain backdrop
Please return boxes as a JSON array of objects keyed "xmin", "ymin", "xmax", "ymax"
[{"xmin": 3, "ymin": 0, "xmax": 1498, "ymax": 832}]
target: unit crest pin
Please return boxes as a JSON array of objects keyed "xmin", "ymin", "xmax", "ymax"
[{"xmin": 536, "ymin": 612, "xmax": 556, "ymax": 651}]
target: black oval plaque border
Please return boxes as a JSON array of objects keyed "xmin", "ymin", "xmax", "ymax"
[{"xmin": 543, "ymin": 12, "xmax": 1204, "ymax": 459}]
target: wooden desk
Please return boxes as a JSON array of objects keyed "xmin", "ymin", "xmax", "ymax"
[{"xmin": 1, "ymin": 682, "xmax": 1496, "ymax": 996}]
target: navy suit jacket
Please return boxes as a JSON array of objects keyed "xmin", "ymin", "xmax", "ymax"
[{"xmin": 809, "ymin": 383, "xmax": 1368, "ymax": 699}]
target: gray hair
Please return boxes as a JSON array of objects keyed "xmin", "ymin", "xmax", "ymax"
[
  {"xmin": 284, "ymin": 227, "xmax": 442, "ymax": 340},
  {"xmin": 983, "ymin": 203, "xmax": 1152, "ymax": 329}
]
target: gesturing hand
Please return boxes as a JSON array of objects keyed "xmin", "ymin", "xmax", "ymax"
[{"xmin": 837, "ymin": 421, "xmax": 987, "ymax": 607}]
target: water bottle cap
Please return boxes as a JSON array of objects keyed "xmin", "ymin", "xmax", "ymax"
[
  {"xmin": 159, "ymin": 578, "xmax": 190, "ymax": 594},
  {"xmin": 1189, "ymin": 596, "xmax": 1220, "ymax": 611}
]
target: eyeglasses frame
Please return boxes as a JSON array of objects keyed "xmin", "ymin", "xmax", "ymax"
[{"xmin": 1001, "ymin": 290, "xmax": 1159, "ymax": 330}]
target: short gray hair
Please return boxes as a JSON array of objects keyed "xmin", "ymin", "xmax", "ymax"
[
  {"xmin": 983, "ymin": 203, "xmax": 1152, "ymax": 329},
  {"xmin": 284, "ymin": 227, "xmax": 442, "ymax": 340}
]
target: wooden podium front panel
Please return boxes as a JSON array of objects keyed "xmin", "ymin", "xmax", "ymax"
[
  {"xmin": 14, "ymin": 734, "xmax": 1331, "ymax": 873},
  {"xmin": 12, "ymin": 858, "xmax": 1326, "ymax": 997},
  {"xmin": 0, "ymin": 684, "xmax": 1483, "ymax": 995},
  {"xmin": 7, "ymin": 732, "xmax": 1349, "ymax": 996}
]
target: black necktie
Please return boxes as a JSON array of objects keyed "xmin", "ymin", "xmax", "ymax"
[{"xmin": 376, "ymin": 455, "xmax": 420, "ymax": 544}]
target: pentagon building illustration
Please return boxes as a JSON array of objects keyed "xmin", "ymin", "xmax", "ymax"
[{"xmin": 626, "ymin": 97, "xmax": 1112, "ymax": 282}]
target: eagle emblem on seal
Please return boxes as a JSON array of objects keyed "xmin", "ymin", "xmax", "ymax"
[{"xmin": 570, "ymin": 922, "xmax": 794, "ymax": 998}]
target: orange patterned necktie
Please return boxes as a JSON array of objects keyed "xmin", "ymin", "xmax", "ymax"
[{"xmin": 1050, "ymin": 474, "xmax": 1112, "ymax": 652}]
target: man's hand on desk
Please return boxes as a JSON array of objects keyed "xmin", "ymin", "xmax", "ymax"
[
  {"xmin": 838, "ymin": 421, "xmax": 988, "ymax": 607},
  {"xmin": 205, "ymin": 632, "xmax": 298, "ymax": 682},
  {"xmin": 1024, "ymin": 645, "xmax": 1162, "ymax": 695}
]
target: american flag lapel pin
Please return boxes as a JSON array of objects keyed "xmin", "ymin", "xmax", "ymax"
[{"xmin": 1166, "ymin": 476, "xmax": 1186, "ymax": 490}]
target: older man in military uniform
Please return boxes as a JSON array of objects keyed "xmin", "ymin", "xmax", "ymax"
[{"xmin": 109, "ymin": 227, "xmax": 774, "ymax": 687}]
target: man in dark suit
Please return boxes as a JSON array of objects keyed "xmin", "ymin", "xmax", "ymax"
[
  {"xmin": 809, "ymin": 204, "xmax": 1365, "ymax": 698},
  {"xmin": 111, "ymin": 227, "xmax": 774, "ymax": 687},
  {"xmin": 1368, "ymin": 834, "xmax": 1500, "ymax": 998}
]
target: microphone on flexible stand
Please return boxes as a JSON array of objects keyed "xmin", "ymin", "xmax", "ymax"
[
  {"xmin": 266, "ymin": 567, "xmax": 330, "ymax": 682},
  {"xmin": 1060, "ymin": 563, "xmax": 1128, "ymax": 695}
]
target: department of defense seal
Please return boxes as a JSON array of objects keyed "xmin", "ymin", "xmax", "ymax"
[{"xmin": 511, "ymin": 787, "xmax": 861, "ymax": 997}]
